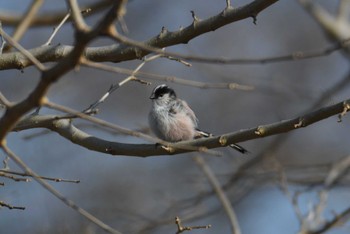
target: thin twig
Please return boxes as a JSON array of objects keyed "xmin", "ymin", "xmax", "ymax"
[
  {"xmin": 175, "ymin": 216, "xmax": 211, "ymax": 234},
  {"xmin": 278, "ymin": 166, "xmax": 304, "ymax": 224},
  {"xmin": 306, "ymin": 205, "xmax": 350, "ymax": 234},
  {"xmin": 2, "ymin": 155, "xmax": 10, "ymax": 169},
  {"xmin": 324, "ymin": 155, "xmax": 350, "ymax": 188},
  {"xmin": 193, "ymin": 155, "xmax": 241, "ymax": 234},
  {"xmin": 44, "ymin": 8, "xmax": 92, "ymax": 46},
  {"xmin": 81, "ymin": 59, "xmax": 254, "ymax": 91},
  {"xmin": 0, "ymin": 144, "xmax": 122, "ymax": 234},
  {"xmin": 118, "ymin": 15, "xmax": 129, "ymax": 34},
  {"xmin": 3, "ymin": 0, "xmax": 44, "ymax": 52},
  {"xmin": 0, "ymin": 169, "xmax": 80, "ymax": 183},
  {"xmin": 82, "ymin": 52, "xmax": 160, "ymax": 113},
  {"xmin": 284, "ymin": 154, "xmax": 350, "ymax": 234},
  {"xmin": 0, "ymin": 172, "xmax": 30, "ymax": 182},
  {"xmin": 163, "ymin": 55, "xmax": 192, "ymax": 67},
  {"xmin": 0, "ymin": 21, "xmax": 5, "ymax": 54},
  {"xmin": 0, "ymin": 200, "xmax": 25, "ymax": 210},
  {"xmin": 44, "ymin": 13, "xmax": 70, "ymax": 46}
]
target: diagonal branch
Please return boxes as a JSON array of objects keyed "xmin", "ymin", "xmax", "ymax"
[
  {"xmin": 0, "ymin": 144, "xmax": 122, "ymax": 234},
  {"xmin": 193, "ymin": 155, "xmax": 241, "ymax": 234},
  {"xmin": 0, "ymin": 0, "xmax": 279, "ymax": 70},
  {"xmin": 306, "ymin": 206, "xmax": 350, "ymax": 234},
  {"xmin": 0, "ymin": 27, "xmax": 46, "ymax": 71},
  {"xmin": 3, "ymin": 0, "xmax": 45, "ymax": 52},
  {"xmin": 0, "ymin": 0, "xmax": 127, "ymax": 143}
]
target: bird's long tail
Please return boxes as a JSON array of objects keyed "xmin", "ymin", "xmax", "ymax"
[{"xmin": 196, "ymin": 129, "xmax": 249, "ymax": 154}]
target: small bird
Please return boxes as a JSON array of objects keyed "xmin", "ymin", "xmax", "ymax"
[{"xmin": 148, "ymin": 84, "xmax": 248, "ymax": 154}]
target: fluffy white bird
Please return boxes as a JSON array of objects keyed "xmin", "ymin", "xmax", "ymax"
[{"xmin": 148, "ymin": 84, "xmax": 248, "ymax": 154}]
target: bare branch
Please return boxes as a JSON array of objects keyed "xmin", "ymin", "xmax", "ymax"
[
  {"xmin": 67, "ymin": 0, "xmax": 90, "ymax": 32},
  {"xmin": 44, "ymin": 8, "xmax": 92, "ymax": 46},
  {"xmin": 193, "ymin": 155, "xmax": 241, "ymax": 234},
  {"xmin": 2, "ymin": 34, "xmax": 348, "ymax": 71},
  {"xmin": 300, "ymin": 154, "xmax": 350, "ymax": 234},
  {"xmin": 43, "ymin": 101, "xmax": 222, "ymax": 156},
  {"xmin": 0, "ymin": 0, "xmax": 279, "ymax": 70},
  {"xmin": 81, "ymin": 59, "xmax": 254, "ymax": 91},
  {"xmin": 175, "ymin": 216, "xmax": 211, "ymax": 234},
  {"xmin": 299, "ymin": 0, "xmax": 350, "ymax": 45},
  {"xmin": 10, "ymin": 97, "xmax": 350, "ymax": 157},
  {"xmin": 0, "ymin": 91, "xmax": 11, "ymax": 107},
  {"xmin": 0, "ymin": 171, "xmax": 30, "ymax": 182},
  {"xmin": 0, "ymin": 0, "xmax": 127, "ymax": 143},
  {"xmin": 0, "ymin": 200, "xmax": 25, "ymax": 210},
  {"xmin": 278, "ymin": 168, "xmax": 304, "ymax": 224},
  {"xmin": 0, "ymin": 27, "xmax": 45, "ymax": 71},
  {"xmin": 82, "ymin": 52, "xmax": 159, "ymax": 113},
  {"xmin": 0, "ymin": 144, "xmax": 122, "ymax": 234},
  {"xmin": 3, "ymin": 0, "xmax": 44, "ymax": 52},
  {"xmin": 0, "ymin": 169, "xmax": 80, "ymax": 183},
  {"xmin": 0, "ymin": 0, "xmax": 111, "ymax": 27},
  {"xmin": 306, "ymin": 205, "xmax": 350, "ymax": 234},
  {"xmin": 44, "ymin": 13, "xmax": 71, "ymax": 46},
  {"xmin": 324, "ymin": 155, "xmax": 350, "ymax": 188},
  {"xmin": 0, "ymin": 21, "xmax": 5, "ymax": 54},
  {"xmin": 163, "ymin": 55, "xmax": 192, "ymax": 67}
]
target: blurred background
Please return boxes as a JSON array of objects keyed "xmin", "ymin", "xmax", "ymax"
[{"xmin": 1, "ymin": 0, "xmax": 350, "ymax": 233}]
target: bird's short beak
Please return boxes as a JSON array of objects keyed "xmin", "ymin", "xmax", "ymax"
[{"xmin": 149, "ymin": 93, "xmax": 156, "ymax": 99}]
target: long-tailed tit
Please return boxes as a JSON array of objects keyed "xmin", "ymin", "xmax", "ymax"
[{"xmin": 148, "ymin": 84, "xmax": 248, "ymax": 154}]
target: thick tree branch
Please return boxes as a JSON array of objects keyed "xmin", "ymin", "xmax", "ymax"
[
  {"xmin": 0, "ymin": 0, "xmax": 278, "ymax": 70},
  {"xmin": 13, "ymin": 98, "xmax": 350, "ymax": 157}
]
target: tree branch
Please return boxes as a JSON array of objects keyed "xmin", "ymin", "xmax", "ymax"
[
  {"xmin": 193, "ymin": 155, "xmax": 241, "ymax": 234},
  {"xmin": 12, "ymin": 98, "xmax": 350, "ymax": 157},
  {"xmin": 0, "ymin": 0, "xmax": 279, "ymax": 70},
  {"xmin": 3, "ymin": 0, "xmax": 45, "ymax": 52},
  {"xmin": 0, "ymin": 144, "xmax": 122, "ymax": 234},
  {"xmin": 0, "ymin": 0, "xmax": 127, "ymax": 142},
  {"xmin": 0, "ymin": 0, "xmax": 112, "ymax": 27}
]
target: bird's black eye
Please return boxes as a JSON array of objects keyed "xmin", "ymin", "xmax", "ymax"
[{"xmin": 158, "ymin": 94, "xmax": 163, "ymax": 97}]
